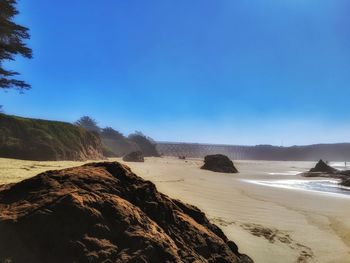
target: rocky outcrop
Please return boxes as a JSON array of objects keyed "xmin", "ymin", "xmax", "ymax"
[
  {"xmin": 0, "ymin": 162, "xmax": 252, "ymax": 263},
  {"xmin": 302, "ymin": 160, "xmax": 350, "ymax": 187},
  {"xmin": 0, "ymin": 114, "xmax": 104, "ymax": 161},
  {"xmin": 201, "ymin": 154, "xmax": 238, "ymax": 173},
  {"xmin": 309, "ymin": 160, "xmax": 337, "ymax": 174},
  {"xmin": 122, "ymin": 151, "xmax": 145, "ymax": 162},
  {"xmin": 302, "ymin": 160, "xmax": 344, "ymax": 178}
]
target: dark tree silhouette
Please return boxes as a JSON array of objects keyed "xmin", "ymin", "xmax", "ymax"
[
  {"xmin": 128, "ymin": 132, "xmax": 159, "ymax": 157},
  {"xmin": 101, "ymin": 127, "xmax": 125, "ymax": 140},
  {"xmin": 75, "ymin": 116, "xmax": 100, "ymax": 133},
  {"xmin": 0, "ymin": 0, "xmax": 32, "ymax": 91}
]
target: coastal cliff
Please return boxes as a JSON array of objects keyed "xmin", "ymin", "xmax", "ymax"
[{"xmin": 0, "ymin": 114, "xmax": 104, "ymax": 161}]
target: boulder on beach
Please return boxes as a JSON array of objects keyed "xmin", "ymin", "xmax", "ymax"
[
  {"xmin": 201, "ymin": 154, "xmax": 238, "ymax": 173},
  {"xmin": 122, "ymin": 151, "xmax": 144, "ymax": 162},
  {"xmin": 0, "ymin": 162, "xmax": 252, "ymax": 263},
  {"xmin": 309, "ymin": 159, "xmax": 337, "ymax": 174}
]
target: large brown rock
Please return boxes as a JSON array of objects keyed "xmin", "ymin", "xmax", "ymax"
[
  {"xmin": 0, "ymin": 162, "xmax": 252, "ymax": 263},
  {"xmin": 122, "ymin": 151, "xmax": 144, "ymax": 162},
  {"xmin": 201, "ymin": 154, "xmax": 238, "ymax": 173}
]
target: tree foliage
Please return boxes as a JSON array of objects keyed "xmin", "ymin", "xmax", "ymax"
[
  {"xmin": 75, "ymin": 116, "xmax": 100, "ymax": 133},
  {"xmin": 0, "ymin": 0, "xmax": 32, "ymax": 90},
  {"xmin": 128, "ymin": 132, "xmax": 159, "ymax": 157},
  {"xmin": 101, "ymin": 127, "xmax": 125, "ymax": 140},
  {"xmin": 75, "ymin": 117, "xmax": 159, "ymax": 157}
]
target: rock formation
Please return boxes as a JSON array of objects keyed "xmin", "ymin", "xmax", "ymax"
[
  {"xmin": 308, "ymin": 159, "xmax": 338, "ymax": 174},
  {"xmin": 122, "ymin": 151, "xmax": 145, "ymax": 162},
  {"xmin": 302, "ymin": 160, "xmax": 350, "ymax": 185},
  {"xmin": 0, "ymin": 162, "xmax": 252, "ymax": 263},
  {"xmin": 201, "ymin": 154, "xmax": 238, "ymax": 173}
]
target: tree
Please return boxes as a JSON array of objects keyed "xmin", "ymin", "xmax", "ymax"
[
  {"xmin": 128, "ymin": 132, "xmax": 159, "ymax": 157},
  {"xmin": 101, "ymin": 127, "xmax": 125, "ymax": 140},
  {"xmin": 75, "ymin": 116, "xmax": 100, "ymax": 133},
  {"xmin": 0, "ymin": 0, "xmax": 32, "ymax": 91}
]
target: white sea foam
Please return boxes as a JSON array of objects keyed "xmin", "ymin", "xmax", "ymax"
[
  {"xmin": 329, "ymin": 161, "xmax": 350, "ymax": 170},
  {"xmin": 267, "ymin": 171, "xmax": 301, "ymax": 176},
  {"xmin": 241, "ymin": 178, "xmax": 350, "ymax": 198}
]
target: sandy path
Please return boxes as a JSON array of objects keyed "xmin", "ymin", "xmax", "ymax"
[{"xmin": 1, "ymin": 157, "xmax": 349, "ymax": 262}]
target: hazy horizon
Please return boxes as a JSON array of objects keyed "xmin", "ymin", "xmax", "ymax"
[{"xmin": 1, "ymin": 0, "xmax": 350, "ymax": 146}]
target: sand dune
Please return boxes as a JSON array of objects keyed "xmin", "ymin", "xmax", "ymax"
[{"xmin": 1, "ymin": 157, "xmax": 349, "ymax": 263}]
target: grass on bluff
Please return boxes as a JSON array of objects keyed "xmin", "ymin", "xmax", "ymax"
[{"xmin": 0, "ymin": 113, "xmax": 102, "ymax": 161}]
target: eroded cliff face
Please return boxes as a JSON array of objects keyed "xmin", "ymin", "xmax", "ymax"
[
  {"xmin": 0, "ymin": 162, "xmax": 252, "ymax": 263},
  {"xmin": 0, "ymin": 114, "xmax": 104, "ymax": 161}
]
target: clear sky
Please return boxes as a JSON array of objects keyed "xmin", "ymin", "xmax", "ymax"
[{"xmin": 1, "ymin": 0, "xmax": 350, "ymax": 146}]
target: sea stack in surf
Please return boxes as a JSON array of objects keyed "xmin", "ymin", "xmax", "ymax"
[
  {"xmin": 201, "ymin": 154, "xmax": 239, "ymax": 173},
  {"xmin": 122, "ymin": 151, "xmax": 144, "ymax": 162},
  {"xmin": 0, "ymin": 162, "xmax": 252, "ymax": 263},
  {"xmin": 309, "ymin": 159, "xmax": 337, "ymax": 174},
  {"xmin": 302, "ymin": 160, "xmax": 350, "ymax": 182}
]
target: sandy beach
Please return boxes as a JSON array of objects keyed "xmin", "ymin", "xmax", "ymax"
[{"xmin": 1, "ymin": 157, "xmax": 349, "ymax": 263}]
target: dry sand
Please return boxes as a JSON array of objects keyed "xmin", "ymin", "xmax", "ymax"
[{"xmin": 1, "ymin": 157, "xmax": 349, "ymax": 263}]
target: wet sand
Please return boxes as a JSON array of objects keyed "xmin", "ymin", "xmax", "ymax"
[{"xmin": 1, "ymin": 157, "xmax": 349, "ymax": 263}]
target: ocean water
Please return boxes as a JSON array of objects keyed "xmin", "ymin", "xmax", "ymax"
[
  {"xmin": 329, "ymin": 161, "xmax": 350, "ymax": 170},
  {"xmin": 243, "ymin": 162, "xmax": 350, "ymax": 197},
  {"xmin": 268, "ymin": 171, "xmax": 301, "ymax": 176},
  {"xmin": 243, "ymin": 179, "xmax": 350, "ymax": 197}
]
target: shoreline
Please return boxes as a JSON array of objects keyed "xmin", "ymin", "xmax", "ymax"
[{"xmin": 241, "ymin": 178, "xmax": 350, "ymax": 199}]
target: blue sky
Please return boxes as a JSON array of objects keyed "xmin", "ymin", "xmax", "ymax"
[{"xmin": 1, "ymin": 0, "xmax": 350, "ymax": 145}]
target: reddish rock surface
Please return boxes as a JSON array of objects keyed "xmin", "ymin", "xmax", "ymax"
[
  {"xmin": 0, "ymin": 162, "xmax": 252, "ymax": 263},
  {"xmin": 201, "ymin": 154, "xmax": 239, "ymax": 173}
]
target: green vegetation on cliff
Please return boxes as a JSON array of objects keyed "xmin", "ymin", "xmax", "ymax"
[
  {"xmin": 0, "ymin": 114, "xmax": 104, "ymax": 161},
  {"xmin": 75, "ymin": 116, "xmax": 159, "ymax": 157}
]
